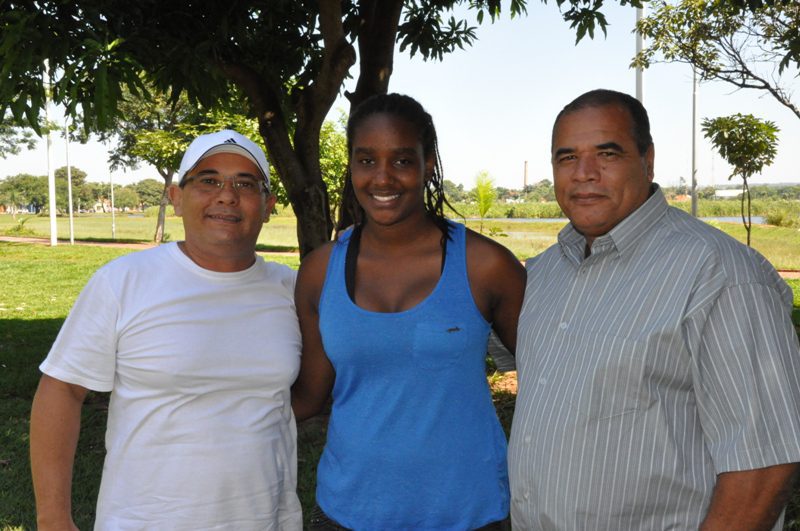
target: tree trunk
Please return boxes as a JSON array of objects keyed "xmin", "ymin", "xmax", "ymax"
[
  {"xmin": 287, "ymin": 172, "xmax": 333, "ymax": 257},
  {"xmin": 348, "ymin": 0, "xmax": 404, "ymax": 109},
  {"xmin": 217, "ymin": 1, "xmax": 405, "ymax": 256},
  {"xmin": 741, "ymin": 178, "xmax": 751, "ymax": 247},
  {"xmin": 336, "ymin": 0, "xmax": 405, "ymax": 231},
  {"xmin": 153, "ymin": 170, "xmax": 174, "ymax": 244},
  {"xmin": 258, "ymin": 105, "xmax": 336, "ymax": 257},
  {"xmin": 220, "ymin": 2, "xmax": 357, "ymax": 257}
]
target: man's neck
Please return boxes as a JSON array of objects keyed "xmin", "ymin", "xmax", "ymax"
[{"xmin": 177, "ymin": 241, "xmax": 256, "ymax": 272}]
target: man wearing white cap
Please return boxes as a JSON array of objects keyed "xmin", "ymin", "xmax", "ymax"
[{"xmin": 30, "ymin": 130, "xmax": 303, "ymax": 530}]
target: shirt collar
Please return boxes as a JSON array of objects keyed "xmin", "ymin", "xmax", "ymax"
[{"xmin": 558, "ymin": 184, "xmax": 668, "ymax": 265}]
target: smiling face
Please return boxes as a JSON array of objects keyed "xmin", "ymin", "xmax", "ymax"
[
  {"xmin": 169, "ymin": 152, "xmax": 276, "ymax": 271},
  {"xmin": 552, "ymin": 104, "xmax": 654, "ymax": 246},
  {"xmin": 349, "ymin": 113, "xmax": 433, "ymax": 228}
]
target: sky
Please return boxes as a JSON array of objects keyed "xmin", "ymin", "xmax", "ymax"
[{"xmin": 1, "ymin": 2, "xmax": 798, "ymax": 191}]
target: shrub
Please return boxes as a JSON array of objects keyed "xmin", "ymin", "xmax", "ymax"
[
  {"xmin": 3, "ymin": 217, "xmax": 36, "ymax": 236},
  {"xmin": 765, "ymin": 207, "xmax": 800, "ymax": 228},
  {"xmin": 144, "ymin": 205, "xmax": 175, "ymax": 218}
]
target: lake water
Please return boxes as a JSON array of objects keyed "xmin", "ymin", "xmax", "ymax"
[{"xmin": 474, "ymin": 216, "xmax": 766, "ymax": 224}]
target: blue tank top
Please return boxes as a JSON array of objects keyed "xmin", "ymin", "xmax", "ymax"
[{"xmin": 317, "ymin": 221, "xmax": 509, "ymax": 530}]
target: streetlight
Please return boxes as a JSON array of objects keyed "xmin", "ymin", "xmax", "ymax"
[
  {"xmin": 691, "ymin": 68, "xmax": 698, "ymax": 217},
  {"xmin": 110, "ymin": 171, "xmax": 116, "ymax": 239},
  {"xmin": 44, "ymin": 60, "xmax": 57, "ymax": 246},
  {"xmin": 635, "ymin": 6, "xmax": 644, "ymax": 102},
  {"xmin": 65, "ymin": 117, "xmax": 75, "ymax": 244}
]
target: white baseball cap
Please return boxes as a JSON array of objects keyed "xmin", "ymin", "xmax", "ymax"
[{"xmin": 178, "ymin": 130, "xmax": 271, "ymax": 192}]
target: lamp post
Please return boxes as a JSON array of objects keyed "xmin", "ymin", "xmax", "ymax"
[
  {"xmin": 691, "ymin": 68, "xmax": 698, "ymax": 217},
  {"xmin": 44, "ymin": 60, "xmax": 57, "ymax": 246},
  {"xmin": 110, "ymin": 172, "xmax": 116, "ymax": 239},
  {"xmin": 635, "ymin": 7, "xmax": 644, "ymax": 102},
  {"xmin": 65, "ymin": 117, "xmax": 75, "ymax": 244}
]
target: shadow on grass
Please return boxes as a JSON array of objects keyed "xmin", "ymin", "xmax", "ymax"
[
  {"xmin": 793, "ymin": 308, "xmax": 800, "ymax": 336},
  {"xmin": 297, "ymin": 413, "xmax": 328, "ymax": 525},
  {"xmin": 255, "ymin": 243, "xmax": 300, "ymax": 253},
  {"xmin": 0, "ymin": 318, "xmax": 65, "ymax": 400},
  {"xmin": 0, "ymin": 318, "xmax": 106, "ymax": 529},
  {"xmin": 76, "ymin": 237, "xmax": 150, "ymax": 245},
  {"xmin": 4, "ymin": 315, "xmax": 798, "ymax": 529},
  {"xmin": 0, "ymin": 316, "xmax": 322, "ymax": 528}
]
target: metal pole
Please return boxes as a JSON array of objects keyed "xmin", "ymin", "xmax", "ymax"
[
  {"xmin": 44, "ymin": 60, "xmax": 58, "ymax": 246},
  {"xmin": 110, "ymin": 172, "xmax": 116, "ymax": 239},
  {"xmin": 65, "ymin": 117, "xmax": 75, "ymax": 244},
  {"xmin": 691, "ymin": 68, "xmax": 698, "ymax": 217},
  {"xmin": 635, "ymin": 7, "xmax": 644, "ymax": 102}
]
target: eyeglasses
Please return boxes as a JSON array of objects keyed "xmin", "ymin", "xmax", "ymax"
[{"xmin": 183, "ymin": 172, "xmax": 267, "ymax": 196}]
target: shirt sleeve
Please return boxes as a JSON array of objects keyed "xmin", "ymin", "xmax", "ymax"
[
  {"xmin": 687, "ymin": 281, "xmax": 800, "ymax": 474},
  {"xmin": 39, "ymin": 268, "xmax": 119, "ymax": 392}
]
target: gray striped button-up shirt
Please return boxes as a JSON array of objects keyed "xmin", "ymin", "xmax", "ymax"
[{"xmin": 509, "ymin": 186, "xmax": 800, "ymax": 530}]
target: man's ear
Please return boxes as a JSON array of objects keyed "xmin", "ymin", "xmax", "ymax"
[
  {"xmin": 645, "ymin": 144, "xmax": 655, "ymax": 182},
  {"xmin": 263, "ymin": 194, "xmax": 278, "ymax": 223},
  {"xmin": 167, "ymin": 185, "xmax": 183, "ymax": 216}
]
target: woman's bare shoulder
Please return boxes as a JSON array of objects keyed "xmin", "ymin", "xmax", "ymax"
[
  {"xmin": 464, "ymin": 227, "xmax": 522, "ymax": 267},
  {"xmin": 296, "ymin": 241, "xmax": 336, "ymax": 295}
]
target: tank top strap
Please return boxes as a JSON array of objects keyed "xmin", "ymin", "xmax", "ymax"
[
  {"xmin": 440, "ymin": 221, "xmax": 468, "ymax": 289},
  {"xmin": 320, "ymin": 228, "xmax": 353, "ymax": 308}
]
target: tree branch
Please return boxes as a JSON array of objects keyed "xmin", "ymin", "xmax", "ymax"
[
  {"xmin": 349, "ymin": 0, "xmax": 405, "ymax": 109},
  {"xmin": 296, "ymin": 0, "xmax": 356, "ymax": 157}
]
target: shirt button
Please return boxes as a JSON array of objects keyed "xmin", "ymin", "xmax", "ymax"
[
  {"xmin": 538, "ymin": 377, "xmax": 546, "ymax": 386},
  {"xmin": 559, "ymin": 322, "xmax": 568, "ymax": 330},
  {"xmin": 524, "ymin": 435, "xmax": 532, "ymax": 444},
  {"xmin": 523, "ymin": 491, "xmax": 530, "ymax": 500}
]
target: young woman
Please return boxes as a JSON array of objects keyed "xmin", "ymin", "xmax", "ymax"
[{"xmin": 292, "ymin": 94, "xmax": 526, "ymax": 530}]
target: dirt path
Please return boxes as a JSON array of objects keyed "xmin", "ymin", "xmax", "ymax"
[{"xmin": 0, "ymin": 235, "xmax": 155, "ymax": 249}]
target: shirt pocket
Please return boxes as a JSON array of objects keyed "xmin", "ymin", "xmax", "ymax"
[
  {"xmin": 565, "ymin": 331, "xmax": 647, "ymax": 421},
  {"xmin": 411, "ymin": 321, "xmax": 469, "ymax": 370}
]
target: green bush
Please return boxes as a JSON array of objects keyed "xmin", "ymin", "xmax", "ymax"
[
  {"xmin": 765, "ymin": 207, "xmax": 800, "ymax": 228},
  {"xmin": 144, "ymin": 205, "xmax": 175, "ymax": 218},
  {"xmin": 669, "ymin": 198, "xmax": 800, "ymax": 219},
  {"xmin": 2, "ymin": 217, "xmax": 36, "ymax": 236},
  {"xmin": 503, "ymin": 202, "xmax": 564, "ymax": 219},
  {"xmin": 449, "ymin": 198, "xmax": 800, "ymax": 222},
  {"xmin": 449, "ymin": 201, "xmax": 563, "ymax": 220}
]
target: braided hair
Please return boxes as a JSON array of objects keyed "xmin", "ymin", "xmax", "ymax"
[{"xmin": 337, "ymin": 93, "xmax": 456, "ymax": 240}]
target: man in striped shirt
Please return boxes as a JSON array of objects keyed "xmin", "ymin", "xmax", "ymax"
[{"xmin": 509, "ymin": 89, "xmax": 800, "ymax": 530}]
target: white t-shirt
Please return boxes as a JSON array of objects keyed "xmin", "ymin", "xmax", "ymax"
[{"xmin": 41, "ymin": 243, "xmax": 302, "ymax": 530}]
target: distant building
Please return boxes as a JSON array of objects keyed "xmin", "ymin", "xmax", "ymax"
[{"xmin": 714, "ymin": 189, "xmax": 742, "ymax": 199}]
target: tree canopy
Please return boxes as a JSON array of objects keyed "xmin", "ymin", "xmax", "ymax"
[
  {"xmin": 0, "ymin": 112, "xmax": 36, "ymax": 159},
  {"xmin": 0, "ymin": 174, "xmax": 49, "ymax": 212},
  {"xmin": 106, "ymin": 88, "xmax": 272, "ymax": 242},
  {"xmin": 701, "ymin": 112, "xmax": 779, "ymax": 245},
  {"xmin": 1, "ymin": 0, "xmax": 643, "ymax": 254},
  {"xmin": 132, "ymin": 179, "xmax": 167, "ymax": 209},
  {"xmin": 634, "ymin": 0, "xmax": 800, "ymax": 120}
]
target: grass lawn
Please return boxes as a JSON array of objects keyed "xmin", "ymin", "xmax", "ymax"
[
  {"xmin": 0, "ymin": 210, "xmax": 301, "ymax": 253},
  {"xmin": 3, "ymin": 211, "xmax": 800, "ymax": 268},
  {"xmin": 2, "ymin": 213, "xmax": 800, "ymax": 528},
  {"xmin": 0, "ymin": 242, "xmax": 298, "ymax": 529}
]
